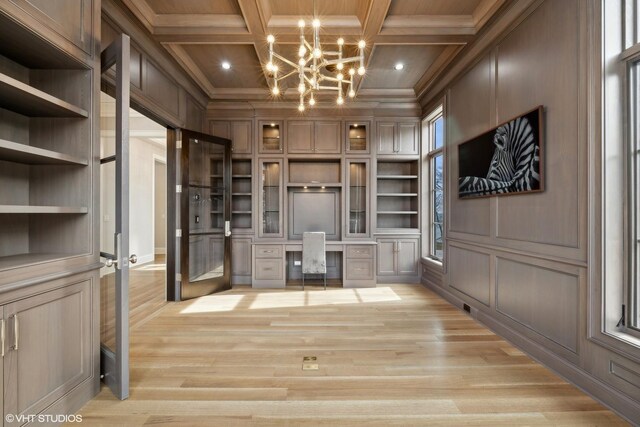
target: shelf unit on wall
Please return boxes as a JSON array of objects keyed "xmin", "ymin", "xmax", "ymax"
[
  {"xmin": 376, "ymin": 160, "xmax": 419, "ymax": 231},
  {"xmin": 231, "ymin": 159, "xmax": 252, "ymax": 229},
  {"xmin": 0, "ymin": 19, "xmax": 92, "ymax": 272}
]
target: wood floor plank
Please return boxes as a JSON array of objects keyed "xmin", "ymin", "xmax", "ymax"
[{"xmin": 75, "ymin": 283, "xmax": 627, "ymax": 426}]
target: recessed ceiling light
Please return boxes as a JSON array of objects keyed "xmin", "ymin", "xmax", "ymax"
[
  {"xmin": 222, "ymin": 61, "xmax": 231, "ymax": 70},
  {"xmin": 394, "ymin": 63, "xmax": 404, "ymax": 71}
]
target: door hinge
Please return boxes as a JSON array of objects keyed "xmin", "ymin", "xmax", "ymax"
[
  {"xmin": 176, "ymin": 229, "xmax": 182, "ymax": 237},
  {"xmin": 176, "ymin": 185, "xmax": 182, "ymax": 193},
  {"xmin": 616, "ymin": 304, "xmax": 626, "ymax": 328},
  {"xmin": 176, "ymin": 138, "xmax": 182, "ymax": 149}
]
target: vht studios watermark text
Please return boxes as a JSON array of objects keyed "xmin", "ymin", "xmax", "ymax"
[{"xmin": 5, "ymin": 414, "xmax": 82, "ymax": 423}]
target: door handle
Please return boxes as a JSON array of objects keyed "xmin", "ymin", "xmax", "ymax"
[
  {"xmin": 129, "ymin": 254, "xmax": 138, "ymax": 264},
  {"xmin": 10, "ymin": 314, "xmax": 18, "ymax": 351},
  {"xmin": 225, "ymin": 220, "xmax": 232, "ymax": 237},
  {"xmin": 1, "ymin": 319, "xmax": 5, "ymax": 357}
]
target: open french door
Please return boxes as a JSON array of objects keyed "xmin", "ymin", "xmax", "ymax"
[
  {"xmin": 99, "ymin": 34, "xmax": 132, "ymax": 400},
  {"xmin": 168, "ymin": 129, "xmax": 232, "ymax": 301}
]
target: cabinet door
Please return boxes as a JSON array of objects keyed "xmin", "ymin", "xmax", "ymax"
[
  {"xmin": 209, "ymin": 120, "xmax": 231, "ymax": 139},
  {"xmin": 231, "ymin": 121, "xmax": 252, "ymax": 154},
  {"xmin": 232, "ymin": 238, "xmax": 252, "ymax": 276},
  {"xmin": 259, "ymin": 159, "xmax": 284, "ymax": 237},
  {"xmin": 397, "ymin": 238, "xmax": 419, "ymax": 276},
  {"xmin": 287, "ymin": 121, "xmax": 314, "ymax": 153},
  {"xmin": 397, "ymin": 122, "xmax": 419, "ymax": 155},
  {"xmin": 4, "ymin": 280, "xmax": 91, "ymax": 423},
  {"xmin": 315, "ymin": 121, "xmax": 341, "ymax": 153},
  {"xmin": 259, "ymin": 121, "xmax": 284, "ymax": 153},
  {"xmin": 376, "ymin": 122, "xmax": 396, "ymax": 154},
  {"xmin": 346, "ymin": 121, "xmax": 369, "ymax": 153},
  {"xmin": 376, "ymin": 239, "xmax": 397, "ymax": 276}
]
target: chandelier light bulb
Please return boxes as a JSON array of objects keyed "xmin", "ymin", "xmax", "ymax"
[
  {"xmin": 298, "ymin": 103, "xmax": 305, "ymax": 112},
  {"xmin": 298, "ymin": 46, "xmax": 307, "ymax": 57},
  {"xmin": 358, "ymin": 40, "xmax": 366, "ymax": 49},
  {"xmin": 349, "ymin": 68, "xmax": 356, "ymax": 76},
  {"xmin": 349, "ymin": 89, "xmax": 356, "ymax": 98},
  {"xmin": 337, "ymin": 38, "xmax": 344, "ymax": 46},
  {"xmin": 298, "ymin": 19, "xmax": 305, "ymax": 28},
  {"xmin": 309, "ymin": 96, "xmax": 316, "ymax": 106},
  {"xmin": 312, "ymin": 19, "xmax": 321, "ymax": 28},
  {"xmin": 267, "ymin": 34, "xmax": 275, "ymax": 43},
  {"xmin": 272, "ymin": 65, "xmax": 278, "ymax": 73},
  {"xmin": 358, "ymin": 66, "xmax": 365, "ymax": 76},
  {"xmin": 298, "ymin": 83, "xmax": 305, "ymax": 93},
  {"xmin": 313, "ymin": 48, "xmax": 322, "ymax": 58},
  {"xmin": 266, "ymin": 61, "xmax": 273, "ymax": 71},
  {"xmin": 298, "ymin": 57, "xmax": 305, "ymax": 66},
  {"xmin": 337, "ymin": 96, "xmax": 344, "ymax": 105},
  {"xmin": 337, "ymin": 73, "xmax": 343, "ymax": 81},
  {"xmin": 310, "ymin": 77, "xmax": 316, "ymax": 86},
  {"xmin": 272, "ymin": 86, "xmax": 280, "ymax": 95},
  {"xmin": 336, "ymin": 62, "xmax": 344, "ymax": 70}
]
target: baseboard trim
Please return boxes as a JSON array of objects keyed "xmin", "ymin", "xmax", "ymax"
[{"xmin": 422, "ymin": 280, "xmax": 640, "ymax": 425}]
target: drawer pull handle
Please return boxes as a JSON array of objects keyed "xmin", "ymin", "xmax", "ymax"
[
  {"xmin": 11, "ymin": 314, "xmax": 18, "ymax": 351},
  {"xmin": 0, "ymin": 319, "xmax": 4, "ymax": 358},
  {"xmin": 264, "ymin": 267, "xmax": 273, "ymax": 271}
]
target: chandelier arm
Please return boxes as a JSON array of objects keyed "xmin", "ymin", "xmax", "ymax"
[
  {"xmin": 317, "ymin": 85, "xmax": 340, "ymax": 91},
  {"xmin": 274, "ymin": 70, "xmax": 297, "ymax": 82},
  {"xmin": 271, "ymin": 52, "xmax": 299, "ymax": 69}
]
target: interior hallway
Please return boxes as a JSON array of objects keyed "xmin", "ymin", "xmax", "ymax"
[{"xmin": 81, "ymin": 284, "xmax": 625, "ymax": 426}]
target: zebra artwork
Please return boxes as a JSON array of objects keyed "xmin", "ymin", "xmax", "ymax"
[{"xmin": 458, "ymin": 107, "xmax": 543, "ymax": 198}]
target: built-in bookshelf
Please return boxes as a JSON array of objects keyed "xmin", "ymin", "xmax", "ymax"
[
  {"xmin": 231, "ymin": 159, "xmax": 252, "ymax": 229},
  {"xmin": 376, "ymin": 160, "xmax": 419, "ymax": 230},
  {"xmin": 0, "ymin": 19, "xmax": 92, "ymax": 271},
  {"xmin": 209, "ymin": 153, "xmax": 224, "ymax": 231}
]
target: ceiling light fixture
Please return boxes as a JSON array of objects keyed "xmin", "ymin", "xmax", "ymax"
[
  {"xmin": 222, "ymin": 61, "xmax": 231, "ymax": 70},
  {"xmin": 266, "ymin": 19, "xmax": 366, "ymax": 109},
  {"xmin": 394, "ymin": 63, "xmax": 404, "ymax": 71}
]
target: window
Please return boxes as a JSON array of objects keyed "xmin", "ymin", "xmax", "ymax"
[{"xmin": 424, "ymin": 105, "xmax": 444, "ymax": 261}]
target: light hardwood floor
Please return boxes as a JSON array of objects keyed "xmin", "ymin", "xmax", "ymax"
[{"xmin": 81, "ymin": 283, "xmax": 627, "ymax": 426}]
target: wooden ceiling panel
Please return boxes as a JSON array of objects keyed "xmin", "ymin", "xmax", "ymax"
[
  {"xmin": 181, "ymin": 44, "xmax": 267, "ymax": 89},
  {"xmin": 360, "ymin": 45, "xmax": 446, "ymax": 89},
  {"xmin": 267, "ymin": 0, "xmax": 367, "ymax": 17},
  {"xmin": 387, "ymin": 0, "xmax": 484, "ymax": 16},
  {"xmin": 146, "ymin": 0, "xmax": 242, "ymax": 15}
]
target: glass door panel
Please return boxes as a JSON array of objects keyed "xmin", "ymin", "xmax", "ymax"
[
  {"xmin": 260, "ymin": 121, "xmax": 283, "ymax": 153},
  {"xmin": 178, "ymin": 130, "xmax": 231, "ymax": 300},
  {"xmin": 347, "ymin": 160, "xmax": 369, "ymax": 237},
  {"xmin": 346, "ymin": 122, "xmax": 369, "ymax": 153},
  {"xmin": 260, "ymin": 160, "xmax": 282, "ymax": 236}
]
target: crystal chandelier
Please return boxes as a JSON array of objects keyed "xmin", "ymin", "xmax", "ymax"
[{"xmin": 265, "ymin": 19, "xmax": 366, "ymax": 111}]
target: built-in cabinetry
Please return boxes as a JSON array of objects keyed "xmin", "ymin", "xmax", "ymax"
[
  {"xmin": 376, "ymin": 237, "xmax": 420, "ymax": 282},
  {"xmin": 210, "ymin": 120, "xmax": 252, "ymax": 154},
  {"xmin": 231, "ymin": 237, "xmax": 252, "ymax": 285},
  {"xmin": 344, "ymin": 244, "xmax": 376, "ymax": 287},
  {"xmin": 3, "ymin": 276, "xmax": 92, "ymax": 424},
  {"xmin": 259, "ymin": 159, "xmax": 284, "ymax": 238},
  {"xmin": 287, "ymin": 120, "xmax": 341, "ymax": 154},
  {"xmin": 345, "ymin": 121, "xmax": 370, "ymax": 154},
  {"xmin": 376, "ymin": 160, "xmax": 419, "ymax": 231},
  {"xmin": 231, "ymin": 159, "xmax": 252, "ymax": 230},
  {"xmin": 259, "ymin": 120, "xmax": 284, "ymax": 153},
  {"xmin": 0, "ymin": 3, "xmax": 99, "ymax": 418},
  {"xmin": 376, "ymin": 120, "xmax": 419, "ymax": 155},
  {"xmin": 345, "ymin": 159, "xmax": 369, "ymax": 237}
]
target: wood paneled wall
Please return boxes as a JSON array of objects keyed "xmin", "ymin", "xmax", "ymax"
[{"xmin": 421, "ymin": 0, "xmax": 640, "ymax": 422}]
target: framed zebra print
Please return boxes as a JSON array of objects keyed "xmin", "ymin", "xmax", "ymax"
[{"xmin": 458, "ymin": 106, "xmax": 544, "ymax": 199}]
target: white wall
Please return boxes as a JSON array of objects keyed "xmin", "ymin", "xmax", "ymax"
[{"xmin": 154, "ymin": 161, "xmax": 167, "ymax": 253}]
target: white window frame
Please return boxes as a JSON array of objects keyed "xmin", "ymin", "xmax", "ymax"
[{"xmin": 423, "ymin": 105, "xmax": 444, "ymax": 263}]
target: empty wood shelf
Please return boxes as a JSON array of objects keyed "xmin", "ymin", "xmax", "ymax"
[
  {"xmin": 287, "ymin": 183, "xmax": 341, "ymax": 188},
  {"xmin": 232, "ymin": 193, "xmax": 252, "ymax": 196},
  {"xmin": 232, "ymin": 211, "xmax": 252, "ymax": 214},
  {"xmin": 0, "ymin": 138, "xmax": 87, "ymax": 165},
  {"xmin": 232, "ymin": 175, "xmax": 252, "ymax": 178},
  {"xmin": 0, "ymin": 205, "xmax": 88, "ymax": 214},
  {"xmin": 377, "ymin": 193, "xmax": 418, "ymax": 197},
  {"xmin": 377, "ymin": 175, "xmax": 419, "ymax": 179},
  {"xmin": 0, "ymin": 73, "xmax": 88, "ymax": 118},
  {"xmin": 0, "ymin": 253, "xmax": 76, "ymax": 271},
  {"xmin": 377, "ymin": 211, "xmax": 418, "ymax": 215}
]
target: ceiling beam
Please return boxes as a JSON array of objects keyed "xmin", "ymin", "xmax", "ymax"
[
  {"xmin": 380, "ymin": 15, "xmax": 476, "ymax": 36},
  {"xmin": 362, "ymin": 0, "xmax": 392, "ymax": 40},
  {"xmin": 237, "ymin": 0, "xmax": 272, "ymax": 84},
  {"xmin": 267, "ymin": 15, "xmax": 362, "ymax": 35},
  {"xmin": 372, "ymin": 34, "xmax": 473, "ymax": 45}
]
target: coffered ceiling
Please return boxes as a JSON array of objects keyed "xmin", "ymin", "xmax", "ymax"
[{"xmin": 121, "ymin": 0, "xmax": 507, "ymax": 104}]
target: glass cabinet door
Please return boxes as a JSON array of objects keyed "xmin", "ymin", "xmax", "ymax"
[
  {"xmin": 346, "ymin": 121, "xmax": 369, "ymax": 153},
  {"xmin": 259, "ymin": 159, "xmax": 283, "ymax": 237},
  {"xmin": 259, "ymin": 121, "xmax": 283, "ymax": 153},
  {"xmin": 346, "ymin": 159, "xmax": 369, "ymax": 237}
]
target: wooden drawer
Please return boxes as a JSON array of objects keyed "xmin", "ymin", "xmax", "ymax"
[
  {"xmin": 346, "ymin": 259, "xmax": 374, "ymax": 280},
  {"xmin": 255, "ymin": 245, "xmax": 282, "ymax": 258},
  {"xmin": 347, "ymin": 245, "xmax": 374, "ymax": 259},
  {"xmin": 255, "ymin": 259, "xmax": 283, "ymax": 280}
]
